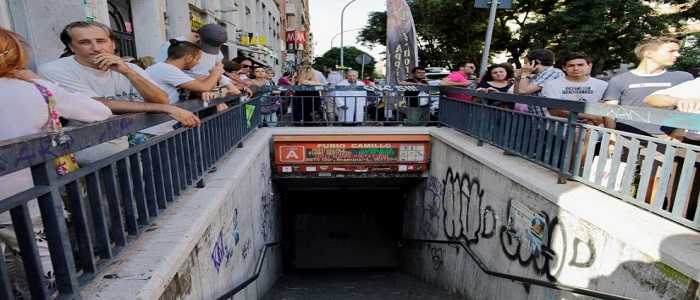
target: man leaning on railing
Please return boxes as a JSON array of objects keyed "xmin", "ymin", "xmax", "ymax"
[
  {"xmin": 38, "ymin": 21, "xmax": 200, "ymax": 165},
  {"xmin": 645, "ymin": 77, "xmax": 700, "ymax": 145},
  {"xmin": 600, "ymin": 36, "xmax": 694, "ymax": 205}
]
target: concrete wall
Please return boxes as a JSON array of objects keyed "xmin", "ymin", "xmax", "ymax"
[
  {"xmin": 402, "ymin": 127, "xmax": 700, "ymax": 300},
  {"xmin": 82, "ymin": 129, "xmax": 281, "ymax": 300}
]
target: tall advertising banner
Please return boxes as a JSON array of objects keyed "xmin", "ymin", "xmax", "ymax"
[{"xmin": 386, "ymin": 0, "xmax": 419, "ymax": 85}]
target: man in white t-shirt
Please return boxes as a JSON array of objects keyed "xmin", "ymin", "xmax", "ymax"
[
  {"xmin": 40, "ymin": 22, "xmax": 167, "ymax": 103},
  {"xmin": 147, "ymin": 40, "xmax": 226, "ymax": 104},
  {"xmin": 542, "ymin": 53, "xmax": 608, "ymax": 125},
  {"xmin": 38, "ymin": 21, "xmax": 200, "ymax": 163},
  {"xmin": 156, "ymin": 24, "xmax": 236, "ymax": 89}
]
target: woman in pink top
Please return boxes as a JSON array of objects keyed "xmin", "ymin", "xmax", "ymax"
[{"xmin": 440, "ymin": 61, "xmax": 473, "ymax": 102}]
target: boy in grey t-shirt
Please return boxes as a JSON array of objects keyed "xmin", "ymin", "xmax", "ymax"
[{"xmin": 602, "ymin": 36, "xmax": 693, "ymax": 136}]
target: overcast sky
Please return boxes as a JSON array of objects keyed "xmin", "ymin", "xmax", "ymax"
[{"xmin": 308, "ymin": 0, "xmax": 386, "ymax": 65}]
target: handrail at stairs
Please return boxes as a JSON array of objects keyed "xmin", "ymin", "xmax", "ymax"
[
  {"xmin": 401, "ymin": 238, "xmax": 634, "ymax": 300},
  {"xmin": 216, "ymin": 242, "xmax": 280, "ymax": 300}
]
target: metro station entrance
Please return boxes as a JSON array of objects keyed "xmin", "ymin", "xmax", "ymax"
[{"xmin": 271, "ymin": 134, "xmax": 430, "ymax": 270}]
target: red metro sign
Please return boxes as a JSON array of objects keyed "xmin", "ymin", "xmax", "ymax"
[
  {"xmin": 286, "ymin": 31, "xmax": 307, "ymax": 50},
  {"xmin": 273, "ymin": 135, "xmax": 431, "ymax": 176}
]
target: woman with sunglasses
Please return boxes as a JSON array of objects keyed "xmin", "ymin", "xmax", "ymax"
[{"xmin": 223, "ymin": 61, "xmax": 253, "ymax": 98}]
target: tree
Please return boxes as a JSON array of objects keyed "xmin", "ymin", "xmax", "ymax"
[
  {"xmin": 312, "ymin": 47, "xmax": 376, "ymax": 76},
  {"xmin": 357, "ymin": 11, "xmax": 386, "ymax": 50},
  {"xmin": 358, "ymin": 0, "xmax": 689, "ymax": 74},
  {"xmin": 525, "ymin": 0, "xmax": 673, "ymax": 74},
  {"xmin": 674, "ymin": 33, "xmax": 700, "ymax": 76},
  {"xmin": 358, "ymin": 0, "xmax": 492, "ymax": 69}
]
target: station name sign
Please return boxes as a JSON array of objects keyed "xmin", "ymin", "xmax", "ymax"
[{"xmin": 273, "ymin": 135, "xmax": 431, "ymax": 176}]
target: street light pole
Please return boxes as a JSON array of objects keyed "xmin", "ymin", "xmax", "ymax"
[
  {"xmin": 340, "ymin": 0, "xmax": 358, "ymax": 69},
  {"xmin": 331, "ymin": 28, "xmax": 362, "ymax": 67},
  {"xmin": 479, "ymin": 0, "xmax": 499, "ymax": 77},
  {"xmin": 330, "ymin": 28, "xmax": 361, "ymax": 50}
]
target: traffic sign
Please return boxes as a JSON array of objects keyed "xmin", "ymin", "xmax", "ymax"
[
  {"xmin": 354, "ymin": 54, "xmax": 374, "ymax": 65},
  {"xmin": 474, "ymin": 0, "xmax": 512, "ymax": 9}
]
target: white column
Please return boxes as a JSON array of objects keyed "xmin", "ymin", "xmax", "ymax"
[
  {"xmin": 132, "ymin": 0, "xmax": 166, "ymax": 57},
  {"xmin": 166, "ymin": 0, "xmax": 191, "ymax": 38},
  {"xmin": 7, "ymin": 0, "xmax": 86, "ymax": 68},
  {"xmin": 91, "ymin": 0, "xmax": 110, "ymax": 25},
  {"xmin": 0, "ymin": 0, "xmax": 13, "ymax": 29}
]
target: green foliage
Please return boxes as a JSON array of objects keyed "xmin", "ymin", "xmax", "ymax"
[
  {"xmin": 524, "ymin": 0, "xmax": 672, "ymax": 74},
  {"xmin": 357, "ymin": 11, "xmax": 386, "ymax": 50},
  {"xmin": 674, "ymin": 33, "xmax": 700, "ymax": 75},
  {"xmin": 358, "ymin": 0, "xmax": 696, "ymax": 74},
  {"xmin": 312, "ymin": 47, "xmax": 376, "ymax": 75}
]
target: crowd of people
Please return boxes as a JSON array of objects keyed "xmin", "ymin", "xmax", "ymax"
[
  {"xmin": 396, "ymin": 36, "xmax": 697, "ymax": 146},
  {"xmin": 0, "ymin": 13, "xmax": 699, "ymax": 298},
  {"xmin": 2, "ymin": 19, "xmax": 697, "ymax": 152}
]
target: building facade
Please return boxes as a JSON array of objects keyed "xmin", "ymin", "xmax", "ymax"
[
  {"xmin": 0, "ymin": 0, "xmax": 286, "ymax": 73},
  {"xmin": 284, "ymin": 0, "xmax": 312, "ymax": 69}
]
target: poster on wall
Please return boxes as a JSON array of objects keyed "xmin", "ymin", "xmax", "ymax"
[{"xmin": 386, "ymin": 0, "xmax": 418, "ymax": 85}]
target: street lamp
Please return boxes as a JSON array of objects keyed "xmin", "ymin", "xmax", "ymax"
[
  {"xmin": 340, "ymin": 0, "xmax": 358, "ymax": 69},
  {"xmin": 330, "ymin": 28, "xmax": 361, "ymax": 50}
]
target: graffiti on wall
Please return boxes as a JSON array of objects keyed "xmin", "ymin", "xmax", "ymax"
[
  {"xmin": 241, "ymin": 238, "xmax": 251, "ymax": 260},
  {"xmin": 259, "ymin": 161, "xmax": 275, "ymax": 242},
  {"xmin": 425, "ymin": 166, "xmax": 596, "ymax": 282},
  {"xmin": 211, "ymin": 230, "xmax": 233, "ymax": 272},
  {"xmin": 421, "ymin": 176, "xmax": 443, "ymax": 237},
  {"xmin": 441, "ymin": 168, "xmax": 496, "ymax": 244},
  {"xmin": 232, "ymin": 208, "xmax": 240, "ymax": 246},
  {"xmin": 428, "ymin": 244, "xmax": 445, "ymax": 271},
  {"xmin": 499, "ymin": 199, "xmax": 565, "ymax": 282}
]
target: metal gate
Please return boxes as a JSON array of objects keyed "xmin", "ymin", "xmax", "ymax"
[{"xmin": 108, "ymin": 0, "xmax": 137, "ymax": 58}]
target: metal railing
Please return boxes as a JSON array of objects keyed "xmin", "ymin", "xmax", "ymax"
[
  {"xmin": 2, "ymin": 84, "xmax": 700, "ymax": 298},
  {"xmin": 216, "ymin": 242, "xmax": 279, "ymax": 300},
  {"xmin": 255, "ymin": 85, "xmax": 440, "ymax": 126},
  {"xmin": 401, "ymin": 238, "xmax": 633, "ymax": 300},
  {"xmin": 0, "ymin": 96, "xmax": 260, "ymax": 299},
  {"xmin": 439, "ymin": 87, "xmax": 700, "ymax": 231}
]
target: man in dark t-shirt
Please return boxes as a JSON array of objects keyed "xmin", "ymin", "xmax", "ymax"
[{"xmin": 401, "ymin": 66, "xmax": 428, "ymax": 107}]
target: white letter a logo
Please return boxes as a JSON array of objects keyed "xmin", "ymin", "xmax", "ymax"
[{"xmin": 285, "ymin": 150, "xmax": 299, "ymax": 160}]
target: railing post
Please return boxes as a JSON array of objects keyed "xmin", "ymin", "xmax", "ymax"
[
  {"xmin": 31, "ymin": 162, "xmax": 81, "ymax": 297},
  {"xmin": 558, "ymin": 112, "xmax": 578, "ymax": 184}
]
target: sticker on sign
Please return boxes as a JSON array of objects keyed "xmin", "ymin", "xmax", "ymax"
[{"xmin": 399, "ymin": 144, "xmax": 425, "ymax": 162}]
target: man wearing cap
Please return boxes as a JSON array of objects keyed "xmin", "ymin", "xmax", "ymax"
[{"xmin": 156, "ymin": 24, "xmax": 236, "ymax": 93}]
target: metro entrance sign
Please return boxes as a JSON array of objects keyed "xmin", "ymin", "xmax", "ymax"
[{"xmin": 273, "ymin": 135, "xmax": 431, "ymax": 176}]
